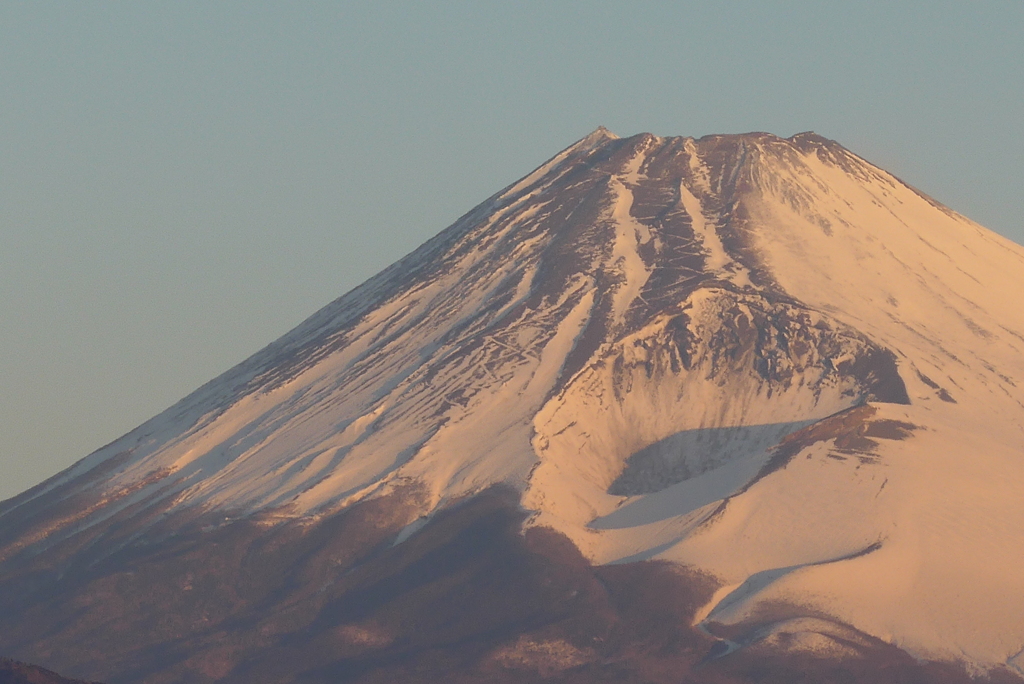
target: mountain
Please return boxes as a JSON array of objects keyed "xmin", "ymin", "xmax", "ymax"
[
  {"xmin": 2, "ymin": 128, "xmax": 1024, "ymax": 683},
  {"xmin": 0, "ymin": 658, "xmax": 101, "ymax": 684}
]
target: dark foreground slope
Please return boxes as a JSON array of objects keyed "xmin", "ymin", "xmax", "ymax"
[
  {"xmin": 1, "ymin": 486, "xmax": 1020, "ymax": 684},
  {"xmin": 0, "ymin": 659, "xmax": 100, "ymax": 684}
]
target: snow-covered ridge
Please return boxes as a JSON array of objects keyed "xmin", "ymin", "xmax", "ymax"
[{"xmin": 3, "ymin": 128, "xmax": 1024, "ymax": 673}]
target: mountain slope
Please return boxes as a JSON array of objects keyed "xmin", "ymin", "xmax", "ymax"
[
  {"xmin": 0, "ymin": 658, "xmax": 101, "ymax": 684},
  {"xmin": 1, "ymin": 129, "xmax": 1023, "ymax": 683}
]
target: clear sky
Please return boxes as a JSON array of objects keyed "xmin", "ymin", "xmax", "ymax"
[{"xmin": 1, "ymin": 1, "xmax": 1022, "ymax": 501}]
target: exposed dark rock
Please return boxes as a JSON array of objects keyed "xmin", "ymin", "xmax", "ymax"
[{"xmin": 751, "ymin": 405, "xmax": 919, "ymax": 486}]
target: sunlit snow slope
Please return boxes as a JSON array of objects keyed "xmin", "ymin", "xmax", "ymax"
[{"xmin": 3, "ymin": 128, "xmax": 1024, "ymax": 675}]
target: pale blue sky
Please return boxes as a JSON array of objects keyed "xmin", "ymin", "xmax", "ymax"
[{"xmin": 2, "ymin": 1, "xmax": 1022, "ymax": 500}]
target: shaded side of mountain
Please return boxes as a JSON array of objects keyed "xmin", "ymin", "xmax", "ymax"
[
  {"xmin": 0, "ymin": 658, "xmax": 101, "ymax": 684},
  {"xmin": 0, "ymin": 486, "xmax": 1018, "ymax": 684}
]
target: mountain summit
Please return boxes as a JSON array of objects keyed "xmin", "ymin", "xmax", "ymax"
[{"xmin": 2, "ymin": 129, "xmax": 1024, "ymax": 683}]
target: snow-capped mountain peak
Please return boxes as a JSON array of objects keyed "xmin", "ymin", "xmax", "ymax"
[{"xmin": 2, "ymin": 129, "xmax": 1023, "ymax": 682}]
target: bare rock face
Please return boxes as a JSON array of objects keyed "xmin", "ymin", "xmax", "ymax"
[{"xmin": 1, "ymin": 129, "xmax": 1024, "ymax": 683}]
